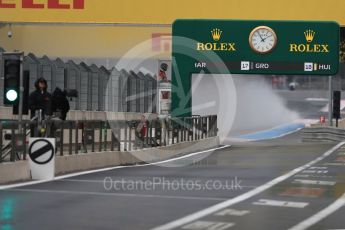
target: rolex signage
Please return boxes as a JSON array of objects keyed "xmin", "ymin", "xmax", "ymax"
[
  {"xmin": 289, "ymin": 30, "xmax": 329, "ymax": 53},
  {"xmin": 196, "ymin": 29, "xmax": 237, "ymax": 52}
]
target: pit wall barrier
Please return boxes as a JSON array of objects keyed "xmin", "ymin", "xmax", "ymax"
[
  {"xmin": 0, "ymin": 115, "xmax": 218, "ymax": 184},
  {"xmin": 302, "ymin": 126, "xmax": 345, "ymax": 142},
  {"xmin": 1, "ymin": 115, "xmax": 217, "ymax": 162},
  {"xmin": 0, "ymin": 136, "xmax": 219, "ymax": 185}
]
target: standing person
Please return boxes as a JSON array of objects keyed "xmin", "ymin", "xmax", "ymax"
[
  {"xmin": 29, "ymin": 78, "xmax": 52, "ymax": 137},
  {"xmin": 29, "ymin": 77, "xmax": 52, "ymax": 119},
  {"xmin": 158, "ymin": 63, "xmax": 169, "ymax": 82},
  {"xmin": 51, "ymin": 87, "xmax": 70, "ymax": 120},
  {"xmin": 136, "ymin": 115, "xmax": 148, "ymax": 141}
]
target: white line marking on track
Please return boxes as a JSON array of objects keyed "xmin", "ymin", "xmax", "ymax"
[
  {"xmin": 292, "ymin": 179, "xmax": 336, "ymax": 186},
  {"xmin": 151, "ymin": 141, "xmax": 345, "ymax": 230},
  {"xmin": 309, "ymin": 166, "xmax": 328, "ymax": 170},
  {"xmin": 8, "ymin": 188, "xmax": 229, "ymax": 201},
  {"xmin": 294, "ymin": 174, "xmax": 333, "ymax": 179},
  {"xmin": 214, "ymin": 209, "xmax": 250, "ymax": 217},
  {"xmin": 302, "ymin": 170, "xmax": 328, "ymax": 174},
  {"xmin": 253, "ymin": 199, "xmax": 309, "ymax": 208},
  {"xmin": 181, "ymin": 221, "xmax": 235, "ymax": 230},
  {"xmin": 288, "ymin": 192, "xmax": 345, "ymax": 230},
  {"xmin": 0, "ymin": 145, "xmax": 230, "ymax": 190}
]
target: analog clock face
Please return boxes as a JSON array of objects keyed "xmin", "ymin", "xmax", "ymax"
[{"xmin": 249, "ymin": 26, "xmax": 277, "ymax": 54}]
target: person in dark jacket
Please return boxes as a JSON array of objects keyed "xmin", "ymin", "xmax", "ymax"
[
  {"xmin": 29, "ymin": 78, "xmax": 52, "ymax": 119},
  {"xmin": 51, "ymin": 87, "xmax": 70, "ymax": 120}
]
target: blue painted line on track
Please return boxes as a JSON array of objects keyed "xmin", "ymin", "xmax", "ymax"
[{"xmin": 238, "ymin": 123, "xmax": 305, "ymax": 141}]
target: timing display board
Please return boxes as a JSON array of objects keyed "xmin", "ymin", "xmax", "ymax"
[
  {"xmin": 171, "ymin": 20, "xmax": 340, "ymax": 116},
  {"xmin": 172, "ymin": 20, "xmax": 339, "ymax": 75}
]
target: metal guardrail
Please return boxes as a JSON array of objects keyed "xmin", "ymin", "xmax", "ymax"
[
  {"xmin": 0, "ymin": 115, "xmax": 217, "ymax": 163},
  {"xmin": 302, "ymin": 126, "xmax": 345, "ymax": 142}
]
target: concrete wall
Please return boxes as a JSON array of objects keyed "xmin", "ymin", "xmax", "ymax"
[
  {"xmin": 0, "ymin": 137, "xmax": 219, "ymax": 184},
  {"xmin": 0, "ymin": 161, "xmax": 31, "ymax": 185}
]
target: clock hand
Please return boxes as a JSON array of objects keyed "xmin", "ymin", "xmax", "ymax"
[
  {"xmin": 257, "ymin": 32, "xmax": 265, "ymax": 42},
  {"xmin": 262, "ymin": 35, "xmax": 273, "ymax": 41}
]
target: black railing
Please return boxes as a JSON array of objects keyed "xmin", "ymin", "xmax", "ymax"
[{"xmin": 0, "ymin": 115, "xmax": 217, "ymax": 163}]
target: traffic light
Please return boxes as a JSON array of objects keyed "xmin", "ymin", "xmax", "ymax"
[
  {"xmin": 2, "ymin": 53, "xmax": 22, "ymax": 105},
  {"xmin": 333, "ymin": 90, "xmax": 341, "ymax": 119},
  {"xmin": 13, "ymin": 71, "xmax": 29, "ymax": 115}
]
